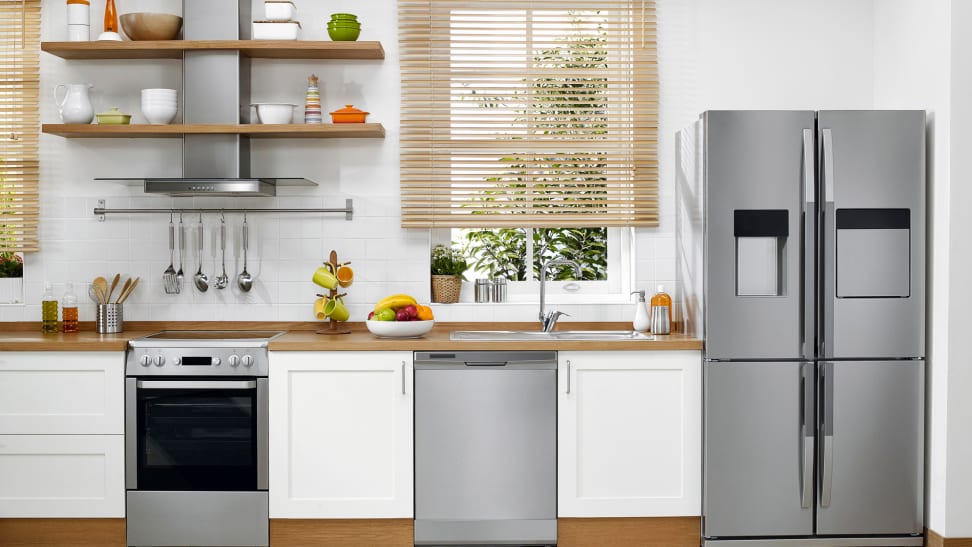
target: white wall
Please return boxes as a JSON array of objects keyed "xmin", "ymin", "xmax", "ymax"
[{"xmin": 3, "ymin": 0, "xmax": 876, "ymax": 325}]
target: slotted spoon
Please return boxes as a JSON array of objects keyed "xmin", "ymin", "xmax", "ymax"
[{"xmin": 214, "ymin": 216, "xmax": 229, "ymax": 289}]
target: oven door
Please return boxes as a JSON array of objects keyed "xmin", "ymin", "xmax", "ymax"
[{"xmin": 126, "ymin": 377, "xmax": 268, "ymax": 492}]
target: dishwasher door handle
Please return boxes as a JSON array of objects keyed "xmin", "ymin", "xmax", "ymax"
[{"xmin": 464, "ymin": 361, "xmax": 508, "ymax": 367}]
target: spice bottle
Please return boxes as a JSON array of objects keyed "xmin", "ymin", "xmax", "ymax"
[
  {"xmin": 103, "ymin": 0, "xmax": 117, "ymax": 33},
  {"xmin": 62, "ymin": 282, "xmax": 79, "ymax": 334},
  {"xmin": 41, "ymin": 282, "xmax": 59, "ymax": 334}
]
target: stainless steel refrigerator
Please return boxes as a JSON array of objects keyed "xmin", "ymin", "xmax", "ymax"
[{"xmin": 687, "ymin": 111, "xmax": 925, "ymax": 547}]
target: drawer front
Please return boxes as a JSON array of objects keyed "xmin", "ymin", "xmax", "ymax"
[{"xmin": 0, "ymin": 352, "xmax": 124, "ymax": 434}]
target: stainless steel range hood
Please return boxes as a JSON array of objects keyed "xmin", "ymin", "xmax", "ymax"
[{"xmin": 135, "ymin": 0, "xmax": 316, "ymax": 197}]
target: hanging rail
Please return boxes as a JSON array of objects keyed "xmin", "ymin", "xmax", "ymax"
[{"xmin": 93, "ymin": 199, "xmax": 353, "ymax": 221}]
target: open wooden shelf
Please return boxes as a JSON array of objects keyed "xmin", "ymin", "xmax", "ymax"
[
  {"xmin": 42, "ymin": 123, "xmax": 386, "ymax": 139},
  {"xmin": 41, "ymin": 40, "xmax": 385, "ymax": 60}
]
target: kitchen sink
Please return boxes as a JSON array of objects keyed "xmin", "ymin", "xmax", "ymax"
[{"xmin": 450, "ymin": 330, "xmax": 654, "ymax": 341}]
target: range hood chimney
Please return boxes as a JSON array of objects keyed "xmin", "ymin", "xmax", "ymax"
[{"xmin": 140, "ymin": 0, "xmax": 315, "ymax": 197}]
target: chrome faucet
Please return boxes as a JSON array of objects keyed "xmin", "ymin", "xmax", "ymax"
[{"xmin": 539, "ymin": 258, "xmax": 581, "ymax": 332}]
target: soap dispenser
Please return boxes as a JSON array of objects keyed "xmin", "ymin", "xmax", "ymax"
[{"xmin": 630, "ymin": 290, "xmax": 650, "ymax": 332}]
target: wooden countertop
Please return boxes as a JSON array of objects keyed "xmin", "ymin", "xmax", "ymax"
[{"xmin": 0, "ymin": 322, "xmax": 701, "ymax": 352}]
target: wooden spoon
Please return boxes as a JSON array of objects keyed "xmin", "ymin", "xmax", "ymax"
[
  {"xmin": 114, "ymin": 277, "xmax": 132, "ymax": 304},
  {"xmin": 92, "ymin": 276, "xmax": 108, "ymax": 304},
  {"xmin": 117, "ymin": 277, "xmax": 139, "ymax": 304},
  {"xmin": 106, "ymin": 273, "xmax": 121, "ymax": 302}
]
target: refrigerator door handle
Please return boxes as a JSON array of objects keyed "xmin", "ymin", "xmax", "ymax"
[
  {"xmin": 820, "ymin": 361, "xmax": 835, "ymax": 507},
  {"xmin": 822, "ymin": 128, "xmax": 834, "ymax": 205},
  {"xmin": 802, "ymin": 129, "xmax": 816, "ymax": 358},
  {"xmin": 800, "ymin": 362, "xmax": 814, "ymax": 508}
]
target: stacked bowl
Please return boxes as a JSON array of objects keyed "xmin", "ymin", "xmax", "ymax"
[
  {"xmin": 327, "ymin": 13, "xmax": 360, "ymax": 41},
  {"xmin": 141, "ymin": 88, "xmax": 178, "ymax": 125}
]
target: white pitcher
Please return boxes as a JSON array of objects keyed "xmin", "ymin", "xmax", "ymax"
[{"xmin": 54, "ymin": 83, "xmax": 94, "ymax": 124}]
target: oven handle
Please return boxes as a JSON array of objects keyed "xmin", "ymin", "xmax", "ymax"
[{"xmin": 135, "ymin": 380, "xmax": 258, "ymax": 390}]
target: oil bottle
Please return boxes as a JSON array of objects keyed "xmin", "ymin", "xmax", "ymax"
[
  {"xmin": 650, "ymin": 284, "xmax": 672, "ymax": 334},
  {"xmin": 41, "ymin": 282, "xmax": 59, "ymax": 334},
  {"xmin": 62, "ymin": 282, "xmax": 78, "ymax": 334}
]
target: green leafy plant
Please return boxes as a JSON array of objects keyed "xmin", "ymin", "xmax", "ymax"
[
  {"xmin": 431, "ymin": 244, "xmax": 468, "ymax": 278},
  {"xmin": 0, "ymin": 252, "xmax": 23, "ymax": 278}
]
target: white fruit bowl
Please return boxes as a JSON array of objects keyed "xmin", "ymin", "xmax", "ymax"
[{"xmin": 366, "ymin": 319, "xmax": 434, "ymax": 338}]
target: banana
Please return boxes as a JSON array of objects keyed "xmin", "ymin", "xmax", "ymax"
[{"xmin": 374, "ymin": 293, "xmax": 417, "ymax": 311}]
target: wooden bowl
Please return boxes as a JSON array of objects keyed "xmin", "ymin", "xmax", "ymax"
[{"xmin": 120, "ymin": 13, "xmax": 183, "ymax": 41}]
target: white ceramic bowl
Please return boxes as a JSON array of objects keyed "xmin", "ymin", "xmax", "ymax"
[
  {"xmin": 252, "ymin": 21, "xmax": 300, "ymax": 40},
  {"xmin": 141, "ymin": 103, "xmax": 177, "ymax": 125},
  {"xmin": 141, "ymin": 88, "xmax": 177, "ymax": 95},
  {"xmin": 264, "ymin": 1, "xmax": 296, "ymax": 21},
  {"xmin": 366, "ymin": 319, "xmax": 435, "ymax": 338},
  {"xmin": 252, "ymin": 103, "xmax": 295, "ymax": 124}
]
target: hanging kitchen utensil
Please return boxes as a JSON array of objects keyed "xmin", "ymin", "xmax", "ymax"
[
  {"xmin": 193, "ymin": 214, "xmax": 209, "ymax": 292},
  {"xmin": 176, "ymin": 214, "xmax": 185, "ymax": 292},
  {"xmin": 237, "ymin": 211, "xmax": 253, "ymax": 292},
  {"xmin": 214, "ymin": 213, "xmax": 229, "ymax": 289},
  {"xmin": 163, "ymin": 214, "xmax": 179, "ymax": 294}
]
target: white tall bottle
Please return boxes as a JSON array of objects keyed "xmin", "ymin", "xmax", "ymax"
[{"xmin": 630, "ymin": 290, "xmax": 650, "ymax": 332}]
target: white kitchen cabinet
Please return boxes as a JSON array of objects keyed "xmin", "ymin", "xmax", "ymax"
[
  {"xmin": 0, "ymin": 352, "xmax": 124, "ymax": 434},
  {"xmin": 269, "ymin": 351, "xmax": 413, "ymax": 519},
  {"xmin": 558, "ymin": 350, "xmax": 701, "ymax": 517},
  {"xmin": 0, "ymin": 351, "xmax": 126, "ymax": 518},
  {"xmin": 0, "ymin": 434, "xmax": 125, "ymax": 517}
]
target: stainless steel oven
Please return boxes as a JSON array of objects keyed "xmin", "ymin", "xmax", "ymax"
[{"xmin": 125, "ymin": 331, "xmax": 282, "ymax": 547}]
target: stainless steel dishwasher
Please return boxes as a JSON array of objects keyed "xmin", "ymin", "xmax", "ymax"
[{"xmin": 414, "ymin": 351, "xmax": 558, "ymax": 546}]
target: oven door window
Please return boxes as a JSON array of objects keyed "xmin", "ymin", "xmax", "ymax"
[{"xmin": 137, "ymin": 384, "xmax": 257, "ymax": 491}]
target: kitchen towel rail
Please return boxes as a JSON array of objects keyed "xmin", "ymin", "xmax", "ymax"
[{"xmin": 93, "ymin": 199, "xmax": 354, "ymax": 221}]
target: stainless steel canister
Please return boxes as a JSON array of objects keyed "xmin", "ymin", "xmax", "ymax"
[
  {"xmin": 475, "ymin": 278, "xmax": 492, "ymax": 303},
  {"xmin": 96, "ymin": 303, "xmax": 123, "ymax": 333},
  {"xmin": 491, "ymin": 276, "xmax": 507, "ymax": 302},
  {"xmin": 650, "ymin": 305, "xmax": 670, "ymax": 335}
]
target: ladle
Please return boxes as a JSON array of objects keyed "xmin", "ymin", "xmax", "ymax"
[
  {"xmin": 214, "ymin": 213, "xmax": 229, "ymax": 290},
  {"xmin": 237, "ymin": 212, "xmax": 253, "ymax": 292},
  {"xmin": 193, "ymin": 214, "xmax": 209, "ymax": 292}
]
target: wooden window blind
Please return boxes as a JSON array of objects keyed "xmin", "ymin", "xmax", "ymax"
[
  {"xmin": 0, "ymin": 0, "xmax": 40, "ymax": 253},
  {"xmin": 399, "ymin": 0, "xmax": 658, "ymax": 228}
]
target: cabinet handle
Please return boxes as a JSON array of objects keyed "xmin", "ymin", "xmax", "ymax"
[
  {"xmin": 402, "ymin": 361, "xmax": 407, "ymax": 395},
  {"xmin": 566, "ymin": 359, "xmax": 571, "ymax": 394}
]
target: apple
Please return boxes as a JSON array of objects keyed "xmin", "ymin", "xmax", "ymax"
[
  {"xmin": 375, "ymin": 308, "xmax": 396, "ymax": 321},
  {"xmin": 395, "ymin": 309, "xmax": 410, "ymax": 322},
  {"xmin": 402, "ymin": 304, "xmax": 418, "ymax": 319},
  {"xmin": 367, "ymin": 310, "xmax": 375, "ymax": 320}
]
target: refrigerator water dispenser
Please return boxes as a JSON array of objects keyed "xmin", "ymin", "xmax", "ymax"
[{"xmin": 734, "ymin": 210, "xmax": 788, "ymax": 296}]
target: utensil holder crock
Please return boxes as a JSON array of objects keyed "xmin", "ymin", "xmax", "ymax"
[{"xmin": 96, "ymin": 303, "xmax": 123, "ymax": 333}]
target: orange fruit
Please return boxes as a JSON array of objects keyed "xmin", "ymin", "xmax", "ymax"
[{"xmin": 416, "ymin": 304, "xmax": 434, "ymax": 321}]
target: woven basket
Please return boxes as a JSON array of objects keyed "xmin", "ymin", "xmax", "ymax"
[{"xmin": 431, "ymin": 275, "xmax": 462, "ymax": 303}]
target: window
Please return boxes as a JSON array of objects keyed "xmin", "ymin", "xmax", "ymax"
[
  {"xmin": 0, "ymin": 0, "xmax": 40, "ymax": 255},
  {"xmin": 400, "ymin": 0, "xmax": 658, "ymax": 228},
  {"xmin": 402, "ymin": 0, "xmax": 655, "ymax": 299}
]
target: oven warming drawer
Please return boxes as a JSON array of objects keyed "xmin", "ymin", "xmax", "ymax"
[{"xmin": 127, "ymin": 491, "xmax": 268, "ymax": 547}]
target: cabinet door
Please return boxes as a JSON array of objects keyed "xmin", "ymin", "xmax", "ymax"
[
  {"xmin": 558, "ymin": 350, "xmax": 701, "ymax": 517},
  {"xmin": 269, "ymin": 351, "xmax": 413, "ymax": 518},
  {"xmin": 0, "ymin": 434, "xmax": 124, "ymax": 517},
  {"xmin": 0, "ymin": 352, "xmax": 124, "ymax": 435}
]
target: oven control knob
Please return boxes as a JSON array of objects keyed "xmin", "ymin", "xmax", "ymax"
[
  {"xmin": 139, "ymin": 355, "xmax": 151, "ymax": 367},
  {"xmin": 212, "ymin": 357, "xmax": 221, "ymax": 366},
  {"xmin": 241, "ymin": 355, "xmax": 254, "ymax": 367},
  {"xmin": 153, "ymin": 355, "xmax": 165, "ymax": 367},
  {"xmin": 228, "ymin": 355, "xmax": 240, "ymax": 367}
]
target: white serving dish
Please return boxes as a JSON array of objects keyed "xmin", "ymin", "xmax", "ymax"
[
  {"xmin": 264, "ymin": 1, "xmax": 296, "ymax": 22},
  {"xmin": 252, "ymin": 20, "xmax": 300, "ymax": 40},
  {"xmin": 251, "ymin": 103, "xmax": 296, "ymax": 124},
  {"xmin": 366, "ymin": 319, "xmax": 435, "ymax": 338}
]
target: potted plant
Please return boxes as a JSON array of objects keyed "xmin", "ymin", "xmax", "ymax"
[
  {"xmin": 430, "ymin": 244, "xmax": 467, "ymax": 303},
  {"xmin": 0, "ymin": 252, "xmax": 24, "ymax": 304}
]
